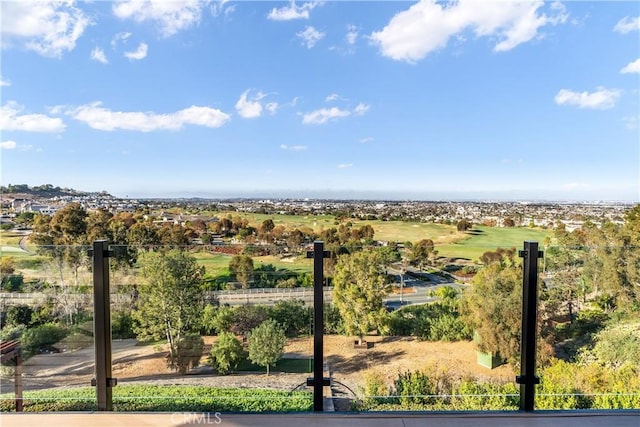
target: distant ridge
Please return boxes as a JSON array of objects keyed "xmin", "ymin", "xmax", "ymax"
[{"xmin": 0, "ymin": 184, "xmax": 112, "ymax": 199}]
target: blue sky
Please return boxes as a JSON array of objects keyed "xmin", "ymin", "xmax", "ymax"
[{"xmin": 1, "ymin": 1, "xmax": 639, "ymax": 201}]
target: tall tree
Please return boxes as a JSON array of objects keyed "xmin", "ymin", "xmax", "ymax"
[
  {"xmin": 332, "ymin": 249, "xmax": 390, "ymax": 345},
  {"xmin": 248, "ymin": 319, "xmax": 286, "ymax": 376},
  {"xmin": 228, "ymin": 254, "xmax": 254, "ymax": 288},
  {"xmin": 409, "ymin": 239, "xmax": 436, "ymax": 270},
  {"xmin": 133, "ymin": 250, "xmax": 205, "ymax": 372}
]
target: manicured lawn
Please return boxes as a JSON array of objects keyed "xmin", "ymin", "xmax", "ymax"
[{"xmin": 436, "ymin": 226, "xmax": 550, "ymax": 262}]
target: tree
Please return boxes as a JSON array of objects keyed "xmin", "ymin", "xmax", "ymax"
[
  {"xmin": 332, "ymin": 249, "xmax": 390, "ymax": 345},
  {"xmin": 457, "ymin": 219, "xmax": 472, "ymax": 232},
  {"xmin": 268, "ymin": 300, "xmax": 312, "ymax": 336},
  {"xmin": 133, "ymin": 250, "xmax": 205, "ymax": 372},
  {"xmin": 248, "ymin": 319, "xmax": 286, "ymax": 375},
  {"xmin": 409, "ymin": 239, "xmax": 436, "ymax": 270},
  {"xmin": 228, "ymin": 305, "xmax": 268, "ymax": 336},
  {"xmin": 210, "ymin": 331, "xmax": 245, "ymax": 375},
  {"xmin": 461, "ymin": 262, "xmax": 522, "ymax": 365},
  {"xmin": 228, "ymin": 254, "xmax": 254, "ymax": 288}
]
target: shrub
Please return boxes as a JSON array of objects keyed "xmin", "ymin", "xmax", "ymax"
[
  {"xmin": 209, "ymin": 332, "xmax": 244, "ymax": 375},
  {"xmin": 1, "ymin": 274, "xmax": 23, "ymax": 291},
  {"xmin": 21, "ymin": 322, "xmax": 68, "ymax": 358},
  {"xmin": 5, "ymin": 305, "xmax": 34, "ymax": 326},
  {"xmin": 111, "ymin": 311, "xmax": 136, "ymax": 339}
]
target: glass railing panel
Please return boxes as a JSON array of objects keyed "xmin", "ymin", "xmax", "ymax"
[
  {"xmin": 537, "ymin": 244, "xmax": 640, "ymax": 410},
  {"xmin": 1, "ymin": 244, "xmax": 96, "ymax": 411},
  {"xmin": 338, "ymin": 241, "xmax": 521, "ymax": 412}
]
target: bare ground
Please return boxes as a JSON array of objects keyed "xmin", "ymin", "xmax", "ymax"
[{"xmin": 1, "ymin": 335, "xmax": 513, "ymax": 399}]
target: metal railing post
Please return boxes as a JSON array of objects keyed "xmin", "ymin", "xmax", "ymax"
[
  {"xmin": 89, "ymin": 240, "xmax": 116, "ymax": 411},
  {"xmin": 517, "ymin": 241, "xmax": 542, "ymax": 411},
  {"xmin": 306, "ymin": 241, "xmax": 331, "ymax": 411}
]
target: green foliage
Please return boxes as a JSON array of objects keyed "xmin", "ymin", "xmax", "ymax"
[
  {"xmin": 5, "ymin": 304, "xmax": 34, "ymax": 326},
  {"xmin": 0, "ymin": 256, "xmax": 16, "ymax": 274},
  {"xmin": 174, "ymin": 333, "xmax": 205, "ymax": 374},
  {"xmin": 267, "ymin": 300, "xmax": 312, "ymax": 337},
  {"xmin": 228, "ymin": 254, "xmax": 254, "ymax": 288},
  {"xmin": 393, "ymin": 370, "xmax": 437, "ymax": 406},
  {"xmin": 209, "ymin": 332, "xmax": 244, "ymax": 375},
  {"xmin": 111, "ymin": 310, "xmax": 136, "ymax": 339},
  {"xmin": 579, "ymin": 321, "xmax": 640, "ymax": 369},
  {"xmin": 21, "ymin": 322, "xmax": 68, "ymax": 358},
  {"xmin": 228, "ymin": 305, "xmax": 268, "ymax": 336},
  {"xmin": 0, "ymin": 324, "xmax": 26, "ymax": 342},
  {"xmin": 0, "ymin": 385, "xmax": 312, "ymax": 412},
  {"xmin": 133, "ymin": 250, "xmax": 205, "ymax": 372},
  {"xmin": 332, "ymin": 249, "xmax": 390, "ymax": 343},
  {"xmin": 248, "ymin": 319, "xmax": 286, "ymax": 375},
  {"xmin": 450, "ymin": 381, "xmax": 519, "ymax": 410},
  {"xmin": 1, "ymin": 274, "xmax": 24, "ymax": 291},
  {"xmin": 388, "ymin": 303, "xmax": 471, "ymax": 341}
]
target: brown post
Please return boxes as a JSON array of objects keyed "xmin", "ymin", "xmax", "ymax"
[{"xmin": 15, "ymin": 349, "xmax": 23, "ymax": 412}]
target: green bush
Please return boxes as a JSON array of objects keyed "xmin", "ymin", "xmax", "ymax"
[
  {"xmin": 5, "ymin": 305, "xmax": 34, "ymax": 326},
  {"xmin": 209, "ymin": 331, "xmax": 244, "ymax": 374},
  {"xmin": 21, "ymin": 323, "xmax": 68, "ymax": 358},
  {"xmin": 111, "ymin": 311, "xmax": 136, "ymax": 339},
  {"xmin": 1, "ymin": 274, "xmax": 23, "ymax": 291}
]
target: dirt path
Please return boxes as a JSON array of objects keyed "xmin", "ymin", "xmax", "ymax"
[{"xmin": 2, "ymin": 336, "xmax": 513, "ymax": 396}]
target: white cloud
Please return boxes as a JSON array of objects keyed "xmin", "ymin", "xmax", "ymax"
[
  {"xmin": 554, "ymin": 87, "xmax": 621, "ymax": 110},
  {"xmin": 302, "ymin": 107, "xmax": 351, "ymax": 125},
  {"xmin": 297, "ymin": 26, "xmax": 325, "ymax": 49},
  {"xmin": 614, "ymin": 16, "xmax": 640, "ymax": 34},
  {"xmin": 370, "ymin": 0, "xmax": 567, "ymax": 63},
  {"xmin": 91, "ymin": 46, "xmax": 108, "ymax": 64},
  {"xmin": 113, "ymin": 0, "xmax": 206, "ymax": 38},
  {"xmin": 621, "ymin": 58, "xmax": 640, "ymax": 74},
  {"xmin": 0, "ymin": 101, "xmax": 66, "ymax": 133},
  {"xmin": 111, "ymin": 31, "xmax": 132, "ymax": 48},
  {"xmin": 360, "ymin": 137, "xmax": 373, "ymax": 143},
  {"xmin": 346, "ymin": 25, "xmax": 358, "ymax": 45},
  {"xmin": 211, "ymin": 0, "xmax": 235, "ymax": 18},
  {"xmin": 325, "ymin": 93, "xmax": 342, "ymax": 102},
  {"xmin": 622, "ymin": 115, "xmax": 639, "ymax": 131},
  {"xmin": 337, "ymin": 163, "xmax": 353, "ymax": 169},
  {"xmin": 1, "ymin": 140, "xmax": 17, "ymax": 150},
  {"xmin": 235, "ymin": 90, "xmax": 267, "ymax": 119},
  {"xmin": 302, "ymin": 102, "xmax": 370, "ymax": 124},
  {"xmin": 124, "ymin": 42, "xmax": 148, "ymax": 60},
  {"xmin": 1, "ymin": 0, "xmax": 90, "ymax": 58},
  {"xmin": 354, "ymin": 103, "xmax": 370, "ymax": 115},
  {"xmin": 267, "ymin": 1, "xmax": 320, "ymax": 21},
  {"xmin": 68, "ymin": 102, "xmax": 231, "ymax": 131},
  {"xmin": 0, "ymin": 76, "xmax": 10, "ymax": 87},
  {"xmin": 280, "ymin": 144, "xmax": 307, "ymax": 151},
  {"xmin": 266, "ymin": 102, "xmax": 279, "ymax": 115}
]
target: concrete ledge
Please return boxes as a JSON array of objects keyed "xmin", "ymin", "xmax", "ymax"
[{"xmin": 1, "ymin": 411, "xmax": 639, "ymax": 427}]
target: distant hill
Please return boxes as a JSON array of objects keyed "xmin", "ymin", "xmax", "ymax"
[{"xmin": 0, "ymin": 184, "xmax": 112, "ymax": 199}]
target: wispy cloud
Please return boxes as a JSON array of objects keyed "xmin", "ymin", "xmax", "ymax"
[
  {"xmin": 346, "ymin": 24, "xmax": 358, "ymax": 45},
  {"xmin": 554, "ymin": 87, "xmax": 620, "ymax": 110},
  {"xmin": 371, "ymin": 0, "xmax": 567, "ymax": 63},
  {"xmin": 297, "ymin": 26, "xmax": 325, "ymax": 49},
  {"xmin": 621, "ymin": 58, "xmax": 640, "ymax": 74},
  {"xmin": 613, "ymin": 16, "xmax": 640, "ymax": 34},
  {"xmin": 267, "ymin": 1, "xmax": 320, "ymax": 21},
  {"xmin": 91, "ymin": 47, "xmax": 108, "ymax": 64},
  {"xmin": 1, "ymin": 101, "xmax": 66, "ymax": 133},
  {"xmin": 303, "ymin": 102, "xmax": 370, "ymax": 125},
  {"xmin": 1, "ymin": 140, "xmax": 17, "ymax": 150},
  {"xmin": 325, "ymin": 93, "xmax": 347, "ymax": 102},
  {"xmin": 280, "ymin": 144, "xmax": 307, "ymax": 151},
  {"xmin": 360, "ymin": 137, "xmax": 373, "ymax": 143},
  {"xmin": 0, "ymin": 76, "xmax": 10, "ymax": 87},
  {"xmin": 337, "ymin": 163, "xmax": 353, "ymax": 169},
  {"xmin": 1, "ymin": 0, "xmax": 90, "ymax": 58},
  {"xmin": 113, "ymin": 0, "xmax": 206, "ymax": 38},
  {"xmin": 68, "ymin": 102, "xmax": 231, "ymax": 131},
  {"xmin": 111, "ymin": 31, "xmax": 132, "ymax": 48},
  {"xmin": 124, "ymin": 42, "xmax": 148, "ymax": 60}
]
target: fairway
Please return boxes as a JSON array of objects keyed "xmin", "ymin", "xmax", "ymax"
[{"xmin": 436, "ymin": 226, "xmax": 550, "ymax": 262}]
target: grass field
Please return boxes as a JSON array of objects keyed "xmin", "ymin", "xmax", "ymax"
[{"xmin": 436, "ymin": 226, "xmax": 550, "ymax": 262}]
